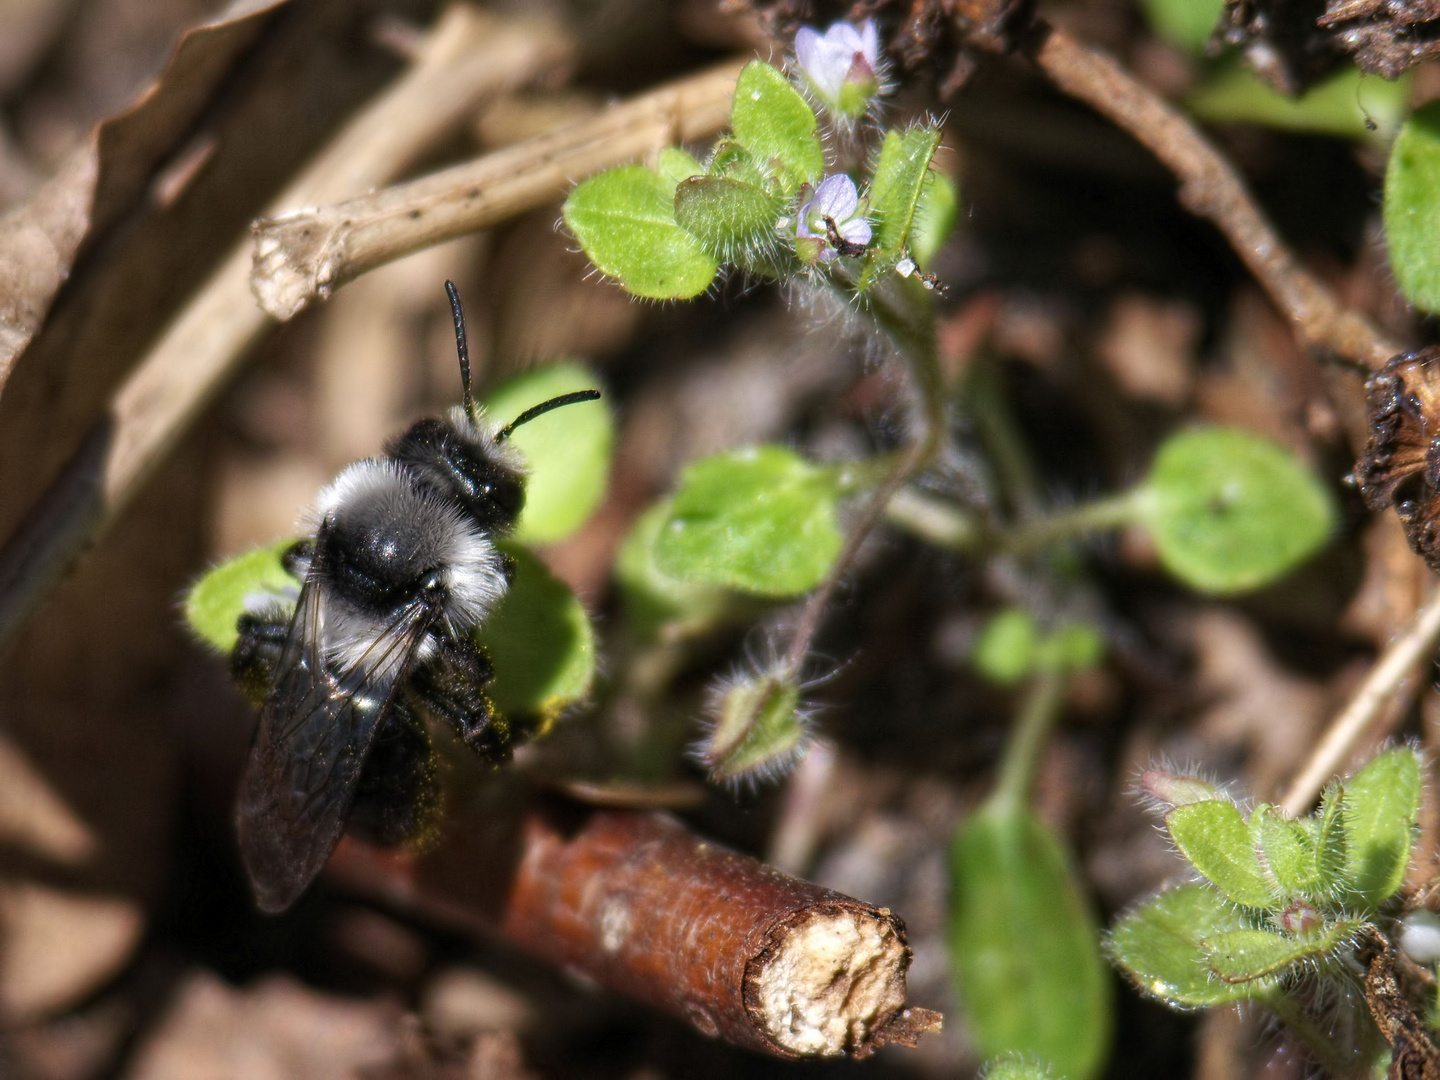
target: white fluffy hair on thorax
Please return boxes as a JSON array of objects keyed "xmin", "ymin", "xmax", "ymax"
[{"xmin": 307, "ymin": 458, "xmax": 510, "ymax": 634}]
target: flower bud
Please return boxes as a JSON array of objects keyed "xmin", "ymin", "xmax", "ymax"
[
  {"xmin": 793, "ymin": 19, "xmax": 883, "ymax": 124},
  {"xmin": 698, "ymin": 672, "xmax": 810, "ymax": 784},
  {"xmin": 1139, "ymin": 768, "xmax": 1220, "ymax": 809}
]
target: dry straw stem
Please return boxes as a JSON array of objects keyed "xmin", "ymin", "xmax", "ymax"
[
  {"xmin": 0, "ymin": 6, "xmax": 570, "ymax": 656},
  {"xmin": 1280, "ymin": 586, "xmax": 1440, "ymax": 816},
  {"xmin": 251, "ymin": 57, "xmax": 746, "ymax": 321},
  {"xmin": 327, "ymin": 805, "xmax": 942, "ymax": 1060},
  {"xmin": 1026, "ymin": 22, "xmax": 1403, "ymax": 371}
]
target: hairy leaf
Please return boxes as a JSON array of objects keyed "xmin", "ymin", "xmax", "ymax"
[
  {"xmin": 951, "ymin": 805, "xmax": 1112, "ymax": 1080},
  {"xmin": 1339, "ymin": 746, "xmax": 1421, "ymax": 908},
  {"xmin": 563, "ymin": 165, "xmax": 719, "ymax": 299},
  {"xmin": 654, "ymin": 446, "xmax": 843, "ymax": 597},
  {"xmin": 729, "ymin": 61, "xmax": 822, "ymax": 193},
  {"xmin": 1165, "ymin": 800, "xmax": 1272, "ymax": 908},
  {"xmin": 1106, "ymin": 884, "xmax": 1263, "ymax": 1007}
]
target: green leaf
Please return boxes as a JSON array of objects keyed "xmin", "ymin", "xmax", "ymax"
[
  {"xmin": 972, "ymin": 608, "xmax": 1041, "ymax": 686},
  {"xmin": 1038, "ymin": 623, "xmax": 1106, "ymax": 674},
  {"xmin": 1106, "ymin": 884, "xmax": 1264, "ymax": 1007},
  {"xmin": 656, "ymin": 146, "xmax": 703, "ymax": 187},
  {"xmin": 868, "ymin": 126, "xmax": 943, "ymax": 260},
  {"xmin": 1385, "ymin": 101, "xmax": 1440, "ymax": 314},
  {"xmin": 950, "ymin": 805, "xmax": 1112, "ymax": 1080},
  {"xmin": 910, "ymin": 169, "xmax": 958, "ymax": 272},
  {"xmin": 477, "ymin": 543, "xmax": 594, "ymax": 730},
  {"xmin": 700, "ymin": 673, "xmax": 806, "ymax": 783},
  {"xmin": 1165, "ymin": 800, "xmax": 1272, "ymax": 908},
  {"xmin": 184, "ymin": 539, "xmax": 299, "ymax": 653},
  {"xmin": 654, "ymin": 446, "xmax": 843, "ymax": 597},
  {"xmin": 729, "ymin": 61, "xmax": 823, "ymax": 193},
  {"xmin": 1137, "ymin": 426, "xmax": 1335, "ymax": 595},
  {"xmin": 563, "ymin": 164, "xmax": 719, "ymax": 300},
  {"xmin": 1339, "ymin": 746, "xmax": 1421, "ymax": 908},
  {"xmin": 1251, "ymin": 804, "xmax": 1326, "ymax": 897},
  {"xmin": 1137, "ymin": 0, "xmax": 1224, "ymax": 53},
  {"xmin": 1189, "ymin": 61, "xmax": 1410, "ymax": 141},
  {"xmin": 615, "ymin": 498, "xmax": 738, "ymax": 640},
  {"xmin": 673, "ymin": 175, "xmax": 781, "ymax": 263},
  {"xmin": 1202, "ymin": 921, "xmax": 1357, "ymax": 983},
  {"xmin": 1314, "ymin": 785, "xmax": 1349, "ymax": 890},
  {"xmin": 484, "ymin": 364, "xmax": 611, "ymax": 545}
]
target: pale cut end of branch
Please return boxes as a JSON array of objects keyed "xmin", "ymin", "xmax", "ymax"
[
  {"xmin": 250, "ymin": 209, "xmax": 345, "ymax": 321},
  {"xmin": 747, "ymin": 905, "xmax": 912, "ymax": 1056}
]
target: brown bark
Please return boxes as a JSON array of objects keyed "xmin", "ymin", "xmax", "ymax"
[{"xmin": 326, "ymin": 799, "xmax": 941, "ymax": 1060}]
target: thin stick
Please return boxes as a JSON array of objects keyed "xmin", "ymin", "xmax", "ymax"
[
  {"xmin": 325, "ymin": 801, "xmax": 942, "ymax": 1059},
  {"xmin": 0, "ymin": 7, "xmax": 571, "ymax": 658},
  {"xmin": 1026, "ymin": 22, "xmax": 1403, "ymax": 371},
  {"xmin": 250, "ymin": 58, "xmax": 747, "ymax": 320},
  {"xmin": 1280, "ymin": 587, "xmax": 1440, "ymax": 816}
]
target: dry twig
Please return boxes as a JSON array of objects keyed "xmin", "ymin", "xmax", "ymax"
[
  {"xmin": 0, "ymin": 7, "xmax": 570, "ymax": 657},
  {"xmin": 327, "ymin": 800, "xmax": 942, "ymax": 1060},
  {"xmin": 1281, "ymin": 586, "xmax": 1440, "ymax": 816},
  {"xmin": 251, "ymin": 58, "xmax": 746, "ymax": 320},
  {"xmin": 1025, "ymin": 22, "xmax": 1403, "ymax": 371}
]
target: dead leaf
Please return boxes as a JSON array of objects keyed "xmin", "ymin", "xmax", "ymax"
[{"xmin": 0, "ymin": 0, "xmax": 288, "ymax": 401}]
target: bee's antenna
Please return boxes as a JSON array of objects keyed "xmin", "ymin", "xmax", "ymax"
[
  {"xmin": 444, "ymin": 280, "xmax": 477, "ymax": 425},
  {"xmin": 496, "ymin": 389, "xmax": 602, "ymax": 442}
]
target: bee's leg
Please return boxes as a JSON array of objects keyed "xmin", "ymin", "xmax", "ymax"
[
  {"xmin": 348, "ymin": 697, "xmax": 440, "ymax": 846},
  {"xmin": 280, "ymin": 538, "xmax": 314, "ymax": 579},
  {"xmin": 409, "ymin": 633, "xmax": 513, "ymax": 764},
  {"xmin": 230, "ymin": 605, "xmax": 290, "ymax": 707}
]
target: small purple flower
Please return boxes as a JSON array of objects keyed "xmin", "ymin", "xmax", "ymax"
[
  {"xmin": 793, "ymin": 19, "xmax": 880, "ymax": 118},
  {"xmin": 796, "ymin": 174, "xmax": 872, "ymax": 262}
]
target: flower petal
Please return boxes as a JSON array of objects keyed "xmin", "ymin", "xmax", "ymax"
[
  {"xmin": 813, "ymin": 174, "xmax": 858, "ymax": 220},
  {"xmin": 794, "ymin": 27, "xmax": 822, "ymax": 81},
  {"xmin": 858, "ymin": 19, "xmax": 879, "ymax": 69},
  {"xmin": 839, "ymin": 217, "xmax": 872, "ymax": 246}
]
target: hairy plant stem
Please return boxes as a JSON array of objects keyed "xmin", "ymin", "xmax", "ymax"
[
  {"xmin": 1261, "ymin": 989, "xmax": 1367, "ymax": 1079},
  {"xmin": 881, "ymin": 484, "xmax": 1140, "ymax": 560},
  {"xmin": 1001, "ymin": 492, "xmax": 1143, "ymax": 556},
  {"xmin": 779, "ymin": 277, "xmax": 943, "ymax": 679},
  {"xmin": 990, "ymin": 669, "xmax": 1067, "ymax": 817}
]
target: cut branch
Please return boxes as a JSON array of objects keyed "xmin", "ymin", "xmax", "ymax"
[
  {"xmin": 1025, "ymin": 22, "xmax": 1403, "ymax": 371},
  {"xmin": 251, "ymin": 58, "xmax": 746, "ymax": 321},
  {"xmin": 326, "ymin": 800, "xmax": 942, "ymax": 1060},
  {"xmin": 0, "ymin": 7, "xmax": 571, "ymax": 657}
]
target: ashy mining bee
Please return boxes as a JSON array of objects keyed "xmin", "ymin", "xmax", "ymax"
[{"xmin": 230, "ymin": 281, "xmax": 599, "ymax": 913}]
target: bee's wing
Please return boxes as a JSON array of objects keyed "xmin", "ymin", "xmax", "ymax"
[{"xmin": 234, "ymin": 565, "xmax": 438, "ymax": 913}]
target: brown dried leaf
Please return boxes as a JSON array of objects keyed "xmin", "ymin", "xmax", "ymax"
[
  {"xmin": 122, "ymin": 972, "xmax": 405, "ymax": 1080},
  {"xmin": 0, "ymin": 0, "xmax": 288, "ymax": 401},
  {"xmin": 1319, "ymin": 0, "xmax": 1440, "ymax": 80},
  {"xmin": 1357, "ymin": 349, "xmax": 1440, "ymax": 571},
  {"xmin": 1222, "ymin": 0, "xmax": 1345, "ymax": 95}
]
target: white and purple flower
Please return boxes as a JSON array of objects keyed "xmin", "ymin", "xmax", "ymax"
[
  {"xmin": 793, "ymin": 19, "xmax": 882, "ymax": 121},
  {"xmin": 795, "ymin": 174, "xmax": 872, "ymax": 264}
]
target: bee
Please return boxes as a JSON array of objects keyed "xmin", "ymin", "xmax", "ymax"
[{"xmin": 229, "ymin": 281, "xmax": 599, "ymax": 913}]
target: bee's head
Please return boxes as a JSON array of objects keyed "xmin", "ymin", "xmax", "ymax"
[
  {"xmin": 386, "ymin": 413, "xmax": 527, "ymax": 532},
  {"xmin": 384, "ymin": 283, "xmax": 599, "ymax": 532}
]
